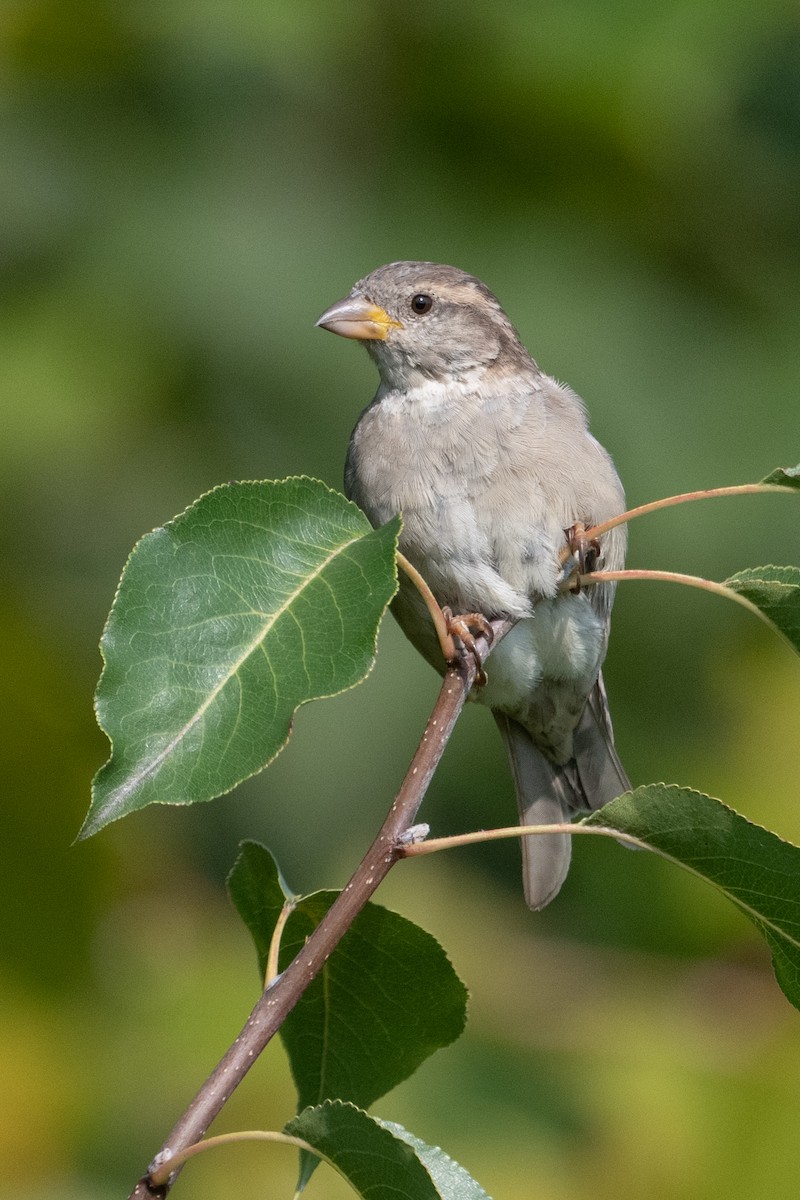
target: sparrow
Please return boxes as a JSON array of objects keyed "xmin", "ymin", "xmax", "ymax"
[{"xmin": 316, "ymin": 261, "xmax": 629, "ymax": 909}]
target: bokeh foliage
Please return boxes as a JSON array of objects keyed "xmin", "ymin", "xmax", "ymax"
[{"xmin": 2, "ymin": 2, "xmax": 799, "ymax": 1198}]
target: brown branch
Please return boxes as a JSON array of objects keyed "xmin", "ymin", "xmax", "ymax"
[{"xmin": 129, "ymin": 618, "xmax": 512, "ymax": 1199}]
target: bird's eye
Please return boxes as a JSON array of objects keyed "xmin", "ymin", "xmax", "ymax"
[{"xmin": 410, "ymin": 293, "xmax": 433, "ymax": 315}]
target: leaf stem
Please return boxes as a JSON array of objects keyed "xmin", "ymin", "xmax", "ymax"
[
  {"xmin": 148, "ymin": 1130, "xmax": 315, "ymax": 1187},
  {"xmin": 558, "ymin": 481, "xmax": 793, "ymax": 565},
  {"xmin": 128, "ymin": 619, "xmax": 511, "ymax": 1199},
  {"xmin": 400, "ymin": 821, "xmax": 647, "ymax": 857},
  {"xmin": 396, "ymin": 551, "xmax": 456, "ymax": 661},
  {"xmin": 265, "ymin": 899, "xmax": 295, "ymax": 988},
  {"xmin": 401, "ymin": 814, "xmax": 800, "ymax": 956},
  {"xmin": 572, "ymin": 567, "xmax": 776, "ymax": 631}
]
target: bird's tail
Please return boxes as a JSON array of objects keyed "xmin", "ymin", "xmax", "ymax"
[{"xmin": 494, "ymin": 674, "xmax": 630, "ymax": 910}]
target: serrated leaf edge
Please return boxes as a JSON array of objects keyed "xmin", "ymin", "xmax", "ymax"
[
  {"xmin": 287, "ymin": 1100, "xmax": 442, "ymax": 1198},
  {"xmin": 583, "ymin": 783, "xmax": 800, "ymax": 951},
  {"xmin": 759, "ymin": 464, "xmax": 800, "ymax": 489},
  {"xmin": 83, "ymin": 479, "xmax": 400, "ymax": 838}
]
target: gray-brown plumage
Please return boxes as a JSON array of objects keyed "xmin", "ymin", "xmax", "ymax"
[{"xmin": 316, "ymin": 261, "xmax": 630, "ymax": 908}]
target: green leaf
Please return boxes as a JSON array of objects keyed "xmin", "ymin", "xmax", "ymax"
[
  {"xmin": 760, "ymin": 464, "xmax": 800, "ymax": 490},
  {"xmin": 228, "ymin": 848, "xmax": 473, "ymax": 1193},
  {"xmin": 582, "ymin": 786, "xmax": 800, "ymax": 1011},
  {"xmin": 723, "ymin": 566, "xmax": 800, "ymax": 655},
  {"xmin": 279, "ymin": 894, "xmax": 467, "ymax": 1113},
  {"xmin": 286, "ymin": 1102, "xmax": 490, "ymax": 1199},
  {"xmin": 83, "ymin": 479, "xmax": 399, "ymax": 838},
  {"xmin": 228, "ymin": 843, "xmax": 468, "ymax": 1126},
  {"xmin": 379, "ymin": 1121, "xmax": 492, "ymax": 1200}
]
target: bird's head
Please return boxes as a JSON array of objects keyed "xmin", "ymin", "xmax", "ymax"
[{"xmin": 316, "ymin": 261, "xmax": 531, "ymax": 387}]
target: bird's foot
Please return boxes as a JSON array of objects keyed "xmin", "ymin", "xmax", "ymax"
[
  {"xmin": 442, "ymin": 607, "xmax": 494, "ymax": 685},
  {"xmin": 564, "ymin": 522, "xmax": 601, "ymax": 592}
]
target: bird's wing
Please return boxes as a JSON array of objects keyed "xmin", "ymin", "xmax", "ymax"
[{"xmin": 571, "ymin": 672, "xmax": 631, "ymax": 809}]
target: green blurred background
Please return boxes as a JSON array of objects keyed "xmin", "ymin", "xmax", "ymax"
[{"xmin": 2, "ymin": 1, "xmax": 799, "ymax": 1197}]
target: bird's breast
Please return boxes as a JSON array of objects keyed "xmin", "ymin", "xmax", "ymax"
[{"xmin": 346, "ymin": 384, "xmax": 546, "ymax": 618}]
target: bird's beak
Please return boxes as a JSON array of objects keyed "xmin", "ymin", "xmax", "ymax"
[{"xmin": 315, "ymin": 295, "xmax": 403, "ymax": 341}]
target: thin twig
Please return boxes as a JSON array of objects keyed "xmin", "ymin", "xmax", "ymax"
[{"xmin": 129, "ymin": 618, "xmax": 511, "ymax": 1199}]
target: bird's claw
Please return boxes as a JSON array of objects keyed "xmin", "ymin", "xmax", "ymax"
[
  {"xmin": 564, "ymin": 522, "xmax": 601, "ymax": 592},
  {"xmin": 442, "ymin": 607, "xmax": 494, "ymax": 685}
]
